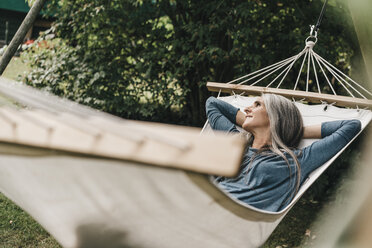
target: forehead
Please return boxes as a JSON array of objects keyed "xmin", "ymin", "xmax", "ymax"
[
  {"xmin": 254, "ymin": 97, "xmax": 264, "ymax": 103},
  {"xmin": 253, "ymin": 97, "xmax": 266, "ymax": 108}
]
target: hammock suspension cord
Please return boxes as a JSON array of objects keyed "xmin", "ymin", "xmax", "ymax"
[
  {"xmin": 214, "ymin": 0, "xmax": 372, "ymax": 104},
  {"xmin": 222, "ymin": 33, "xmax": 372, "ymax": 101},
  {"xmin": 312, "ymin": 0, "xmax": 329, "ymax": 37}
]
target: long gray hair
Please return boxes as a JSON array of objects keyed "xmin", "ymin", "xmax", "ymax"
[{"xmin": 247, "ymin": 94, "xmax": 304, "ymax": 201}]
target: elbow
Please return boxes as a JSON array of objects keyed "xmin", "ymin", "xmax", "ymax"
[
  {"xmin": 343, "ymin": 119, "xmax": 362, "ymax": 138},
  {"xmin": 205, "ymin": 96, "xmax": 217, "ymax": 111},
  {"xmin": 350, "ymin": 119, "xmax": 362, "ymax": 133},
  {"xmin": 206, "ymin": 96, "xmax": 216, "ymax": 105}
]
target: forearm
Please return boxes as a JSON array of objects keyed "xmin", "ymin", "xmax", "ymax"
[
  {"xmin": 303, "ymin": 120, "xmax": 361, "ymax": 139},
  {"xmin": 303, "ymin": 124, "xmax": 322, "ymax": 139},
  {"xmin": 235, "ymin": 110, "xmax": 245, "ymax": 127}
]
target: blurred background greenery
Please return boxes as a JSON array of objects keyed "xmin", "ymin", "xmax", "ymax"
[
  {"xmin": 0, "ymin": 0, "xmax": 370, "ymax": 247},
  {"xmin": 22, "ymin": 0, "xmax": 369, "ymax": 126}
]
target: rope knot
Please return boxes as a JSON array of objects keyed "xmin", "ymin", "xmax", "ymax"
[{"xmin": 305, "ymin": 41, "xmax": 316, "ymax": 49}]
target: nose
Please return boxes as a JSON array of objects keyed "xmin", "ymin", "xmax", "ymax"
[{"xmin": 244, "ymin": 106, "xmax": 252, "ymax": 114}]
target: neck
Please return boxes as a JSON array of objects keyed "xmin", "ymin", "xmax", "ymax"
[{"xmin": 251, "ymin": 128, "xmax": 272, "ymax": 149}]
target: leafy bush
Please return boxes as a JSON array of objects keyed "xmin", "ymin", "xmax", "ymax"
[
  {"xmin": 22, "ymin": 33, "xmax": 185, "ymax": 123},
  {"xmin": 23, "ymin": 0, "xmax": 361, "ymax": 126}
]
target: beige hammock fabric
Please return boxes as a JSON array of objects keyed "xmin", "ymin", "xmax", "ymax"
[
  {"xmin": 0, "ymin": 77, "xmax": 246, "ymax": 177},
  {"xmin": 0, "ymin": 75, "xmax": 370, "ymax": 247}
]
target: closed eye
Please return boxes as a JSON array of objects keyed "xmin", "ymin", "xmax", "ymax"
[{"xmin": 254, "ymin": 101, "xmax": 261, "ymax": 107}]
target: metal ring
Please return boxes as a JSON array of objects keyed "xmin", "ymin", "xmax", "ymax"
[{"xmin": 305, "ymin": 36, "xmax": 318, "ymax": 44}]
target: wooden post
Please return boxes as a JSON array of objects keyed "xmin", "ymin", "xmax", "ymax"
[{"xmin": 0, "ymin": 0, "xmax": 47, "ymax": 75}]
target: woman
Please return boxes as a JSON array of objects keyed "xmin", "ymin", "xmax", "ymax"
[{"xmin": 206, "ymin": 94, "xmax": 361, "ymax": 212}]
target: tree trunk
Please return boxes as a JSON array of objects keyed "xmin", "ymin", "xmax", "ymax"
[{"xmin": 0, "ymin": 0, "xmax": 47, "ymax": 75}]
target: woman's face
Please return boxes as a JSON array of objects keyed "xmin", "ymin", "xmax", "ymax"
[{"xmin": 242, "ymin": 97, "xmax": 270, "ymax": 132}]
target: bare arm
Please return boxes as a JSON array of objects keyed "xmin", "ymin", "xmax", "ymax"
[
  {"xmin": 235, "ymin": 110, "xmax": 245, "ymax": 128},
  {"xmin": 303, "ymin": 124, "xmax": 322, "ymax": 139}
]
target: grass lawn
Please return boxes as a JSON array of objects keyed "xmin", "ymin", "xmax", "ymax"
[
  {"xmin": 0, "ymin": 55, "xmax": 357, "ymax": 247},
  {"xmin": 0, "ymin": 194, "xmax": 61, "ymax": 248},
  {"xmin": 1, "ymin": 56, "xmax": 30, "ymax": 81}
]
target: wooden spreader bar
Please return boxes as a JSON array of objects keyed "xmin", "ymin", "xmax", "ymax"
[{"xmin": 207, "ymin": 82, "xmax": 372, "ymax": 108}]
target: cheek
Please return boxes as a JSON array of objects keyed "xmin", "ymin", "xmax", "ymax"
[
  {"xmin": 260, "ymin": 113, "xmax": 270, "ymax": 126},
  {"xmin": 254, "ymin": 110, "xmax": 270, "ymax": 127},
  {"xmin": 242, "ymin": 118, "xmax": 251, "ymax": 130}
]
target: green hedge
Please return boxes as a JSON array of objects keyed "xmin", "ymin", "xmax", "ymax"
[{"xmin": 23, "ymin": 0, "xmax": 360, "ymax": 126}]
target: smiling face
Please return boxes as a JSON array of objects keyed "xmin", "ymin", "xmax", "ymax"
[{"xmin": 242, "ymin": 97, "xmax": 270, "ymax": 133}]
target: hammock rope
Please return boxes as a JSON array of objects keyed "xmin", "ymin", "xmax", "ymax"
[
  {"xmin": 220, "ymin": 36, "xmax": 372, "ymax": 102},
  {"xmin": 209, "ymin": 1, "xmax": 372, "ymax": 128},
  {"xmin": 216, "ymin": 0, "xmax": 371, "ymax": 103}
]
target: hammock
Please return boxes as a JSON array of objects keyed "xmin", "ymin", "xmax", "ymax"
[
  {"xmin": 1, "ymin": 17, "xmax": 372, "ymax": 248},
  {"xmin": 0, "ymin": 82, "xmax": 369, "ymax": 248},
  {"xmin": 0, "ymin": 76, "xmax": 252, "ymax": 247},
  {"xmin": 0, "ymin": 42, "xmax": 371, "ymax": 247}
]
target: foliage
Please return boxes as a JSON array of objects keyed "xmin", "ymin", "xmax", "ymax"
[
  {"xmin": 0, "ymin": 193, "xmax": 61, "ymax": 247},
  {"xmin": 23, "ymin": 0, "xmax": 360, "ymax": 125}
]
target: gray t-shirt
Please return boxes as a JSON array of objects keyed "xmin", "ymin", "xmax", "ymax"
[{"xmin": 206, "ymin": 96, "xmax": 361, "ymax": 212}]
